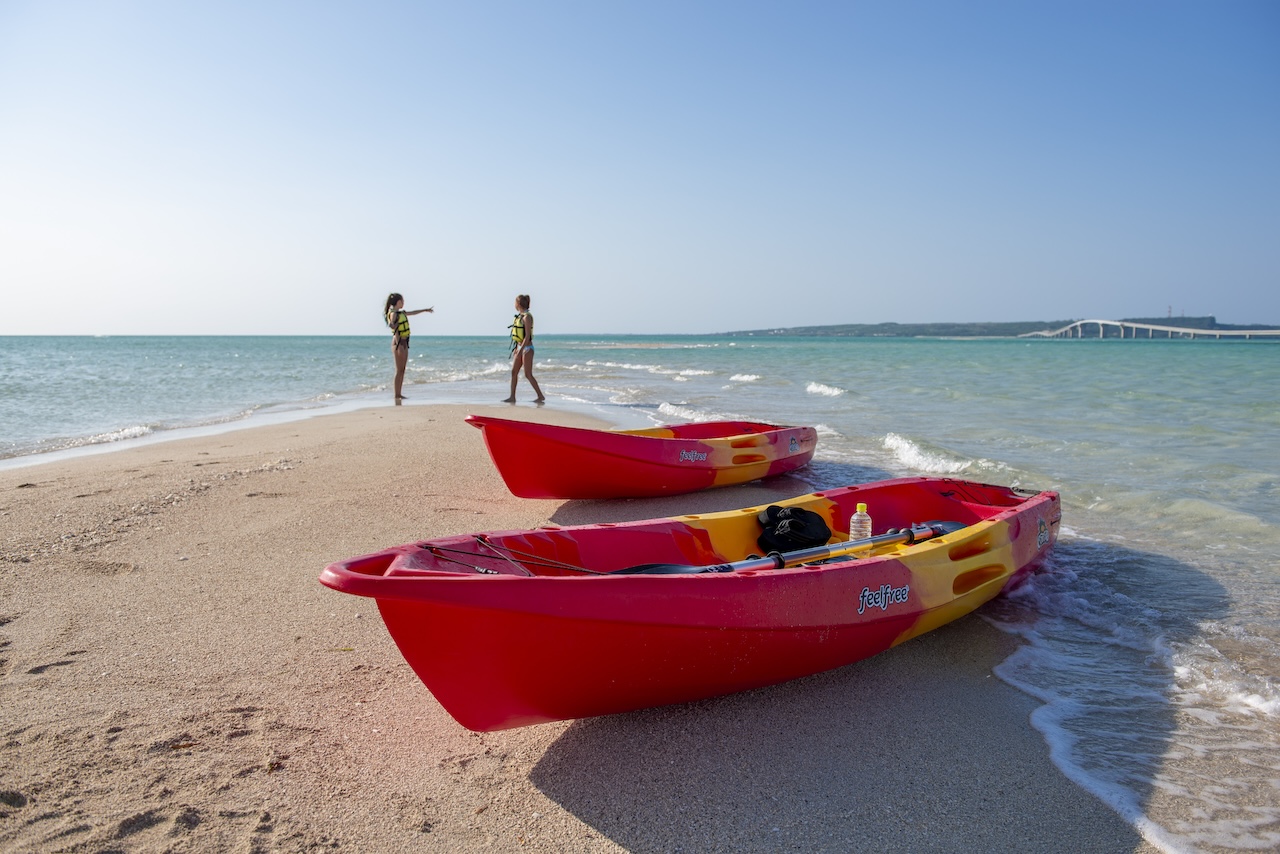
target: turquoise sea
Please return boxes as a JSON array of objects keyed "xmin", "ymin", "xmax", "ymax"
[{"xmin": 2, "ymin": 334, "xmax": 1278, "ymax": 851}]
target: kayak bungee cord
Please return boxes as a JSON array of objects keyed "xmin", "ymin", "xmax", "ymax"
[
  {"xmin": 416, "ymin": 538, "xmax": 604, "ymax": 576},
  {"xmin": 468, "ymin": 536, "xmax": 611, "ymax": 574},
  {"xmin": 417, "ymin": 545, "xmax": 533, "ymax": 576}
]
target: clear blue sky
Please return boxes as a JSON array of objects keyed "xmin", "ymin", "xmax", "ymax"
[{"xmin": 2, "ymin": 1, "xmax": 1277, "ymax": 335}]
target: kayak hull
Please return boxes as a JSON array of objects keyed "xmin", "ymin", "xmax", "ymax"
[
  {"xmin": 320, "ymin": 477, "xmax": 1061, "ymax": 731},
  {"xmin": 465, "ymin": 414, "xmax": 818, "ymax": 499}
]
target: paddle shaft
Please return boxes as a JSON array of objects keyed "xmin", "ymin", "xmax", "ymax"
[
  {"xmin": 724, "ymin": 521, "xmax": 961, "ymax": 572},
  {"xmin": 617, "ymin": 521, "xmax": 966, "ymax": 574}
]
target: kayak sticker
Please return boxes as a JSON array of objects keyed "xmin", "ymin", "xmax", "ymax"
[
  {"xmin": 789, "ymin": 436, "xmax": 799, "ymax": 452},
  {"xmin": 858, "ymin": 583, "xmax": 910, "ymax": 615},
  {"xmin": 1037, "ymin": 518, "xmax": 1050, "ymax": 550},
  {"xmin": 679, "ymin": 449, "xmax": 709, "ymax": 462}
]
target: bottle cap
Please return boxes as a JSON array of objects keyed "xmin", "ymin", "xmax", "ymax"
[{"xmin": 856, "ymin": 503, "xmax": 867, "ymax": 513}]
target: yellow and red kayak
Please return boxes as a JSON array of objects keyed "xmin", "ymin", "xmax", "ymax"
[
  {"xmin": 465, "ymin": 414, "xmax": 818, "ymax": 499},
  {"xmin": 319, "ymin": 476, "xmax": 1061, "ymax": 732}
]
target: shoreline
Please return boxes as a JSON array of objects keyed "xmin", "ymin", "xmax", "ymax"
[
  {"xmin": 0, "ymin": 403, "xmax": 1159, "ymax": 852},
  {"xmin": 0, "ymin": 386, "xmax": 642, "ymax": 474}
]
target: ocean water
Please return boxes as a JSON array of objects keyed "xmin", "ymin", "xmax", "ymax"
[{"xmin": 3, "ymin": 333, "xmax": 1278, "ymax": 851}]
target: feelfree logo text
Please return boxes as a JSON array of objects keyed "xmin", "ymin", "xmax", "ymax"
[{"xmin": 858, "ymin": 583, "xmax": 910, "ymax": 615}]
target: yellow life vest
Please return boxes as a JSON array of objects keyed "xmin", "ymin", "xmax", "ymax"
[
  {"xmin": 390, "ymin": 309, "xmax": 411, "ymax": 342},
  {"xmin": 509, "ymin": 312, "xmax": 526, "ymax": 350}
]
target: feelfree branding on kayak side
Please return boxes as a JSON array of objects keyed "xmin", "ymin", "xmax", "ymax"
[{"xmin": 858, "ymin": 583, "xmax": 910, "ymax": 615}]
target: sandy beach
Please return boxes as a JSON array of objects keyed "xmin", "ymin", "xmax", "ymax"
[{"xmin": 0, "ymin": 403, "xmax": 1159, "ymax": 853}]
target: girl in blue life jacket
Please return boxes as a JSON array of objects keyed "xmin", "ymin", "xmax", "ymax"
[
  {"xmin": 384, "ymin": 292, "xmax": 433, "ymax": 402},
  {"xmin": 504, "ymin": 294, "xmax": 545, "ymax": 404}
]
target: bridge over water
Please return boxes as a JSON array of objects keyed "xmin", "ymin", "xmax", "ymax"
[{"xmin": 1019, "ymin": 320, "xmax": 1280, "ymax": 340}]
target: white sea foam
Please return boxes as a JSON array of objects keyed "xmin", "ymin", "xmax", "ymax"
[
  {"xmin": 74, "ymin": 425, "xmax": 155, "ymax": 447},
  {"xmin": 882, "ymin": 433, "xmax": 973, "ymax": 474},
  {"xmin": 656, "ymin": 401, "xmax": 734, "ymax": 423},
  {"xmin": 586, "ymin": 359, "xmax": 672, "ymax": 374},
  {"xmin": 605, "ymin": 388, "xmax": 648, "ymax": 407},
  {"xmin": 1175, "ymin": 629, "xmax": 1280, "ymax": 718},
  {"xmin": 805, "ymin": 382, "xmax": 844, "ymax": 396},
  {"xmin": 730, "ymin": 374, "xmax": 761, "ymax": 382},
  {"xmin": 581, "ymin": 359, "xmax": 722, "ymax": 382}
]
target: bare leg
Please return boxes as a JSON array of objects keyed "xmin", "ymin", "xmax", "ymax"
[
  {"xmin": 393, "ymin": 343, "xmax": 409, "ymax": 401},
  {"xmin": 524, "ymin": 361, "xmax": 545, "ymax": 402},
  {"xmin": 504, "ymin": 354, "xmax": 520, "ymax": 402}
]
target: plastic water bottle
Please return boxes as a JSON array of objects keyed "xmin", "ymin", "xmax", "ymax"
[{"xmin": 849, "ymin": 503, "xmax": 872, "ymax": 541}]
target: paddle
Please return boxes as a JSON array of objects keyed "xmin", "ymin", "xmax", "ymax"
[{"xmin": 614, "ymin": 520, "xmax": 968, "ymax": 575}]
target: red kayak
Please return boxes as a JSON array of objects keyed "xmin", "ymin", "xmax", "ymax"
[
  {"xmin": 319, "ymin": 477, "xmax": 1061, "ymax": 731},
  {"xmin": 465, "ymin": 414, "xmax": 818, "ymax": 499}
]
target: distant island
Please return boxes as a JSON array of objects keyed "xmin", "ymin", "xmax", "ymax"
[{"xmin": 721, "ymin": 316, "xmax": 1280, "ymax": 339}]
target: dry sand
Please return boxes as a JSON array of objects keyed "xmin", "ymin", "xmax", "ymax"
[{"xmin": 0, "ymin": 403, "xmax": 1160, "ymax": 852}]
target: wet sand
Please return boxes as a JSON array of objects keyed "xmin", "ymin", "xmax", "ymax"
[{"xmin": 0, "ymin": 403, "xmax": 1159, "ymax": 852}]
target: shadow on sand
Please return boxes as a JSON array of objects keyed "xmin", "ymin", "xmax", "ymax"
[
  {"xmin": 529, "ymin": 467, "xmax": 1218, "ymax": 853},
  {"xmin": 546, "ymin": 460, "xmax": 893, "ymax": 528},
  {"xmin": 529, "ymin": 616, "xmax": 1157, "ymax": 853}
]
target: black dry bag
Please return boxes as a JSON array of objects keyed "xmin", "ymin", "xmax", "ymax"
[{"xmin": 756, "ymin": 505, "xmax": 831, "ymax": 554}]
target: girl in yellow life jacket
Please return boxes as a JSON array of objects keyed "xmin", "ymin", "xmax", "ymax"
[
  {"xmin": 504, "ymin": 294, "xmax": 545, "ymax": 404},
  {"xmin": 383, "ymin": 292, "xmax": 433, "ymax": 402}
]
